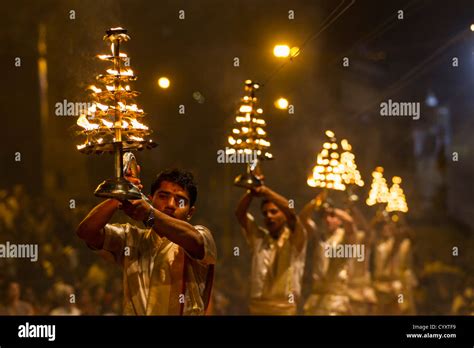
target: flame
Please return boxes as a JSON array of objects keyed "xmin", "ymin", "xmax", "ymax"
[
  {"xmin": 253, "ymin": 118, "xmax": 265, "ymax": 125},
  {"xmin": 98, "ymin": 52, "xmax": 127, "ymax": 60},
  {"xmin": 129, "ymin": 135, "xmax": 144, "ymax": 142},
  {"xmin": 239, "ymin": 105, "xmax": 252, "ymax": 113},
  {"xmin": 126, "ymin": 104, "xmax": 143, "ymax": 113},
  {"xmin": 107, "ymin": 68, "xmax": 134, "ymax": 76},
  {"xmin": 89, "ymin": 85, "xmax": 102, "ymax": 93},
  {"xmin": 325, "ymin": 130, "xmax": 335, "ymax": 138},
  {"xmin": 130, "ymin": 118, "xmax": 148, "ymax": 130},
  {"xmin": 77, "ymin": 115, "xmax": 99, "ymax": 130},
  {"xmin": 96, "ymin": 103, "xmax": 109, "ymax": 111},
  {"xmin": 101, "ymin": 119, "xmax": 113, "ymax": 128}
]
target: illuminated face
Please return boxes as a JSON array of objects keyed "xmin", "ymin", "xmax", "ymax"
[
  {"xmin": 324, "ymin": 212, "xmax": 342, "ymax": 233},
  {"xmin": 261, "ymin": 201, "xmax": 286, "ymax": 235},
  {"xmin": 381, "ymin": 223, "xmax": 394, "ymax": 239},
  {"xmin": 151, "ymin": 181, "xmax": 194, "ymax": 221}
]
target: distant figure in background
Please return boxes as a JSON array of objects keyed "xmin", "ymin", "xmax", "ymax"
[
  {"xmin": 235, "ymin": 183, "xmax": 306, "ymax": 315},
  {"xmin": 303, "ymin": 200, "xmax": 356, "ymax": 315},
  {"xmin": 345, "ymin": 204, "xmax": 377, "ymax": 315},
  {"xmin": 1, "ymin": 281, "xmax": 34, "ymax": 315},
  {"xmin": 451, "ymin": 286, "xmax": 474, "ymax": 315},
  {"xmin": 49, "ymin": 282, "xmax": 81, "ymax": 315},
  {"xmin": 373, "ymin": 218, "xmax": 417, "ymax": 315}
]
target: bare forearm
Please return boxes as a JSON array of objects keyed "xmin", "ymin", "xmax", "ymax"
[
  {"xmin": 300, "ymin": 199, "xmax": 319, "ymax": 240},
  {"xmin": 151, "ymin": 209, "xmax": 204, "ymax": 259},
  {"xmin": 334, "ymin": 208, "xmax": 356, "ymax": 241},
  {"xmin": 349, "ymin": 205, "xmax": 370, "ymax": 233},
  {"xmin": 76, "ymin": 199, "xmax": 119, "ymax": 248},
  {"xmin": 235, "ymin": 190, "xmax": 253, "ymax": 227},
  {"xmin": 300, "ymin": 199, "xmax": 317, "ymax": 222}
]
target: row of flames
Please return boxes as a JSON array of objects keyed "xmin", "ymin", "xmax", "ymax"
[
  {"xmin": 222, "ymin": 81, "xmax": 407, "ymax": 213},
  {"xmin": 75, "ymin": 27, "xmax": 155, "ymax": 154},
  {"xmin": 307, "ymin": 130, "xmax": 408, "ymax": 213},
  {"xmin": 226, "ymin": 80, "xmax": 273, "ymax": 159}
]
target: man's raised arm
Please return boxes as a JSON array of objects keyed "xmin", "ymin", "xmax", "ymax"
[
  {"xmin": 235, "ymin": 190, "xmax": 254, "ymax": 228},
  {"xmin": 76, "ymin": 199, "xmax": 120, "ymax": 249}
]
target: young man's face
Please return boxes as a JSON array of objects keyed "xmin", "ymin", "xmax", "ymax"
[
  {"xmin": 381, "ymin": 223, "xmax": 395, "ymax": 239},
  {"xmin": 151, "ymin": 181, "xmax": 195, "ymax": 221},
  {"xmin": 261, "ymin": 201, "xmax": 286, "ymax": 234},
  {"xmin": 324, "ymin": 212, "xmax": 342, "ymax": 233}
]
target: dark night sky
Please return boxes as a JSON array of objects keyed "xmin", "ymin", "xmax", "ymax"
[{"xmin": 2, "ymin": 0, "xmax": 474, "ymax": 242}]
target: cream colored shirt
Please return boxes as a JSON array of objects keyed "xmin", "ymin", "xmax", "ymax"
[
  {"xmin": 243, "ymin": 213, "xmax": 306, "ymax": 313},
  {"xmin": 310, "ymin": 228, "xmax": 350, "ymax": 295},
  {"xmin": 97, "ymin": 223, "xmax": 216, "ymax": 315},
  {"xmin": 374, "ymin": 237, "xmax": 416, "ymax": 290}
]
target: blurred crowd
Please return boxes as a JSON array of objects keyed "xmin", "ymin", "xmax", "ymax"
[{"xmin": 0, "ymin": 184, "xmax": 122, "ymax": 315}]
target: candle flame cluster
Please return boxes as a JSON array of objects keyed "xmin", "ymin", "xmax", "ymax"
[
  {"xmin": 366, "ymin": 168, "xmax": 409, "ymax": 213},
  {"xmin": 386, "ymin": 176, "xmax": 409, "ymax": 213},
  {"xmin": 307, "ymin": 130, "xmax": 346, "ymax": 191},
  {"xmin": 366, "ymin": 166, "xmax": 390, "ymax": 206},
  {"xmin": 76, "ymin": 27, "xmax": 156, "ymax": 154},
  {"xmin": 226, "ymin": 80, "xmax": 273, "ymax": 159},
  {"xmin": 340, "ymin": 139, "xmax": 364, "ymax": 187}
]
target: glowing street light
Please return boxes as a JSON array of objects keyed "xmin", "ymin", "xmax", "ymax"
[
  {"xmin": 275, "ymin": 97, "xmax": 289, "ymax": 109},
  {"xmin": 273, "ymin": 44, "xmax": 300, "ymax": 58},
  {"xmin": 157, "ymin": 77, "xmax": 170, "ymax": 89},
  {"xmin": 273, "ymin": 45, "xmax": 291, "ymax": 57}
]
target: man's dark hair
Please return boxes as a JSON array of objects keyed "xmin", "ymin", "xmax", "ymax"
[
  {"xmin": 260, "ymin": 198, "xmax": 273, "ymax": 210},
  {"xmin": 150, "ymin": 169, "xmax": 198, "ymax": 206}
]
